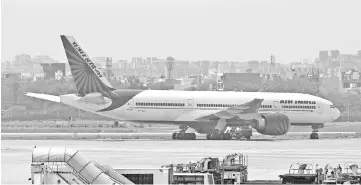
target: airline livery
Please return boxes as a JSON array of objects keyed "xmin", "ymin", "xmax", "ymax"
[{"xmin": 26, "ymin": 35, "xmax": 341, "ymax": 140}]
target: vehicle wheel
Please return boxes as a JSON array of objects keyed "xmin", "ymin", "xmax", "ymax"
[
  {"xmin": 172, "ymin": 133, "xmax": 177, "ymax": 140},
  {"xmin": 246, "ymin": 136, "xmax": 251, "ymax": 140},
  {"xmin": 206, "ymin": 133, "xmax": 211, "ymax": 140},
  {"xmin": 236, "ymin": 133, "xmax": 241, "ymax": 139}
]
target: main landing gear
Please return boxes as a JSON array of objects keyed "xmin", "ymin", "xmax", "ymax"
[
  {"xmin": 172, "ymin": 125, "xmax": 196, "ymax": 140},
  {"xmin": 310, "ymin": 124, "xmax": 323, "ymax": 139},
  {"xmin": 206, "ymin": 130, "xmax": 232, "ymax": 140}
]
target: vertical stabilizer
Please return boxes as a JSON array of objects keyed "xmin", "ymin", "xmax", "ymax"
[{"xmin": 60, "ymin": 35, "xmax": 116, "ymax": 98}]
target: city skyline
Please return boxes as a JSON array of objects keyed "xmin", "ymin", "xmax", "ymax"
[{"xmin": 2, "ymin": 0, "xmax": 361, "ymax": 63}]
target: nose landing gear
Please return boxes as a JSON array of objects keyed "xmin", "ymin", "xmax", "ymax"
[{"xmin": 310, "ymin": 124, "xmax": 323, "ymax": 139}]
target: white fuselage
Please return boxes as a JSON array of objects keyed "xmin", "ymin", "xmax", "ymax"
[{"xmin": 60, "ymin": 90, "xmax": 341, "ymax": 126}]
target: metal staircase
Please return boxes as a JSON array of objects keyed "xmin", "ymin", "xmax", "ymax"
[{"xmin": 31, "ymin": 148, "xmax": 135, "ymax": 185}]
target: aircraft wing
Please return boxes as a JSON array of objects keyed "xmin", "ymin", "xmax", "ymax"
[
  {"xmin": 195, "ymin": 98, "xmax": 264, "ymax": 121},
  {"xmin": 25, "ymin": 93, "xmax": 60, "ymax": 103}
]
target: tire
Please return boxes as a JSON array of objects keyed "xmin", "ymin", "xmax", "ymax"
[
  {"xmin": 190, "ymin": 133, "xmax": 196, "ymax": 140},
  {"xmin": 218, "ymin": 133, "xmax": 224, "ymax": 140},
  {"xmin": 185, "ymin": 133, "xmax": 196, "ymax": 140},
  {"xmin": 224, "ymin": 133, "xmax": 232, "ymax": 140},
  {"xmin": 314, "ymin": 133, "xmax": 319, "ymax": 139},
  {"xmin": 172, "ymin": 133, "xmax": 177, "ymax": 140},
  {"xmin": 246, "ymin": 136, "xmax": 251, "ymax": 140},
  {"xmin": 206, "ymin": 133, "xmax": 212, "ymax": 140},
  {"xmin": 176, "ymin": 133, "xmax": 185, "ymax": 140},
  {"xmin": 236, "ymin": 133, "xmax": 241, "ymax": 139},
  {"xmin": 310, "ymin": 133, "xmax": 314, "ymax": 139},
  {"xmin": 310, "ymin": 132, "xmax": 319, "ymax": 139}
]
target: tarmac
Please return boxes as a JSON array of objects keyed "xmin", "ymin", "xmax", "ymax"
[{"xmin": 2, "ymin": 138, "xmax": 361, "ymax": 184}]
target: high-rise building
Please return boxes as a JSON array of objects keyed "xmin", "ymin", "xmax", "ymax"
[{"xmin": 40, "ymin": 63, "xmax": 66, "ymax": 79}]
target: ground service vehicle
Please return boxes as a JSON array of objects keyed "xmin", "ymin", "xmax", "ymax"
[
  {"xmin": 220, "ymin": 153, "xmax": 248, "ymax": 184},
  {"xmin": 279, "ymin": 163, "xmax": 317, "ymax": 184},
  {"xmin": 163, "ymin": 153, "xmax": 248, "ymax": 185},
  {"xmin": 173, "ymin": 173, "xmax": 215, "ymax": 185}
]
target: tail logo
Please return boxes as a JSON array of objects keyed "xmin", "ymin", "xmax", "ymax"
[{"xmin": 72, "ymin": 42, "xmax": 103, "ymax": 78}]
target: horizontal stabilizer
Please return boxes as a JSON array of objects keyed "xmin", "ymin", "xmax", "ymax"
[
  {"xmin": 78, "ymin": 92, "xmax": 111, "ymax": 104},
  {"xmin": 25, "ymin": 93, "xmax": 60, "ymax": 103}
]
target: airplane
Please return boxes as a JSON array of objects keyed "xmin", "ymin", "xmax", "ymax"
[{"xmin": 25, "ymin": 35, "xmax": 341, "ymax": 140}]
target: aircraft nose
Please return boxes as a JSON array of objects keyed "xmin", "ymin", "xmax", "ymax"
[{"xmin": 333, "ymin": 108, "xmax": 341, "ymax": 121}]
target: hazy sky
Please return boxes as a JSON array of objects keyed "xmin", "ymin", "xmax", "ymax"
[{"xmin": 2, "ymin": 0, "xmax": 361, "ymax": 63}]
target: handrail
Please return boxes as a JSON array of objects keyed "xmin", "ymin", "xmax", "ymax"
[{"xmin": 32, "ymin": 148, "xmax": 123, "ymax": 184}]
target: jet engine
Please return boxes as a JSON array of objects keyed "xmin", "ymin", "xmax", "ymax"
[{"xmin": 253, "ymin": 113, "xmax": 290, "ymax": 135}]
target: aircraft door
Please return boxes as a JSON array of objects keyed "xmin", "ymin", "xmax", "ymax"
[
  {"xmin": 127, "ymin": 99, "xmax": 134, "ymax": 107},
  {"xmin": 187, "ymin": 99, "xmax": 195, "ymax": 109}
]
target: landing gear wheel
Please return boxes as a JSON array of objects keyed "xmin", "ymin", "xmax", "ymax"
[
  {"xmin": 173, "ymin": 133, "xmax": 196, "ymax": 140},
  {"xmin": 176, "ymin": 133, "xmax": 185, "ymax": 140},
  {"xmin": 210, "ymin": 133, "xmax": 218, "ymax": 140},
  {"xmin": 188, "ymin": 133, "xmax": 196, "ymax": 140},
  {"xmin": 172, "ymin": 133, "xmax": 177, "ymax": 140},
  {"xmin": 310, "ymin": 132, "xmax": 319, "ymax": 139},
  {"xmin": 224, "ymin": 133, "xmax": 232, "ymax": 140},
  {"xmin": 218, "ymin": 133, "xmax": 224, "ymax": 140}
]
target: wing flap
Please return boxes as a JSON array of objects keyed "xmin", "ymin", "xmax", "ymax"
[{"xmin": 25, "ymin": 93, "xmax": 60, "ymax": 103}]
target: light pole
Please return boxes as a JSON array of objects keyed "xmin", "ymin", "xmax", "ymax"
[{"xmin": 347, "ymin": 103, "xmax": 350, "ymax": 123}]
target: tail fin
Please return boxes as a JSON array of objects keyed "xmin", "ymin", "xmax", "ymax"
[{"xmin": 60, "ymin": 35, "xmax": 116, "ymax": 98}]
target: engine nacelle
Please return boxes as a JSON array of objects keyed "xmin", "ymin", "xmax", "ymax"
[{"xmin": 253, "ymin": 113, "xmax": 291, "ymax": 136}]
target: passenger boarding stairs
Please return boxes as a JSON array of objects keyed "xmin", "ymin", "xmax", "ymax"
[{"xmin": 30, "ymin": 148, "xmax": 134, "ymax": 185}]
